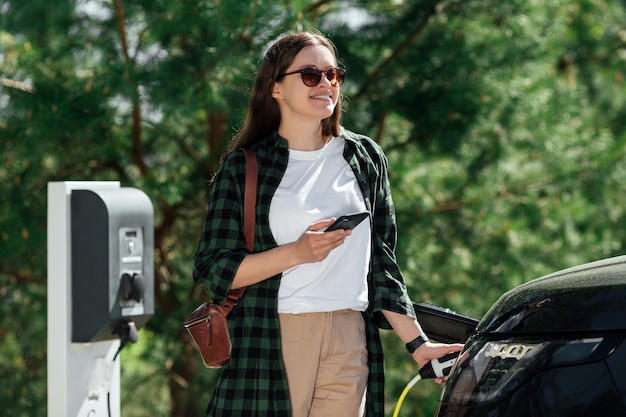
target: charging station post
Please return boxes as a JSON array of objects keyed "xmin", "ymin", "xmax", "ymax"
[{"xmin": 47, "ymin": 181, "xmax": 154, "ymax": 417}]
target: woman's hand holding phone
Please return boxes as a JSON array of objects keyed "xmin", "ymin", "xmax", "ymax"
[{"xmin": 290, "ymin": 218, "xmax": 352, "ymax": 264}]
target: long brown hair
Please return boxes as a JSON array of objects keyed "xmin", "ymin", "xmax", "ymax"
[{"xmin": 227, "ymin": 30, "xmax": 343, "ymax": 152}]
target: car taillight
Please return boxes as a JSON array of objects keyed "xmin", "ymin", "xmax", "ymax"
[{"xmin": 441, "ymin": 334, "xmax": 621, "ymax": 405}]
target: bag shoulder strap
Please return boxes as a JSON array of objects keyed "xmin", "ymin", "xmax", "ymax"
[
  {"xmin": 220, "ymin": 148, "xmax": 257, "ymax": 314},
  {"xmin": 242, "ymin": 148, "xmax": 257, "ymax": 253}
]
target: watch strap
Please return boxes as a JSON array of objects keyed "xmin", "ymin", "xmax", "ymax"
[{"xmin": 405, "ymin": 334, "xmax": 429, "ymax": 354}]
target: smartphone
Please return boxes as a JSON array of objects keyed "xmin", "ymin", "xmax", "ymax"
[{"xmin": 325, "ymin": 212, "xmax": 369, "ymax": 232}]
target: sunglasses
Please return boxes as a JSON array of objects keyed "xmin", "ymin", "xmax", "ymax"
[{"xmin": 278, "ymin": 67, "xmax": 346, "ymax": 87}]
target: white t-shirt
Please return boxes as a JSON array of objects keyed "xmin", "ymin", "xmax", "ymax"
[{"xmin": 269, "ymin": 135, "xmax": 371, "ymax": 314}]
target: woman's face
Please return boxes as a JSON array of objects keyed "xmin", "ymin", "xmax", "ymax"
[{"xmin": 272, "ymin": 44, "xmax": 340, "ymax": 125}]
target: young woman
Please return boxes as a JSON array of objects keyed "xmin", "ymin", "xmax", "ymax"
[{"xmin": 193, "ymin": 30, "xmax": 463, "ymax": 417}]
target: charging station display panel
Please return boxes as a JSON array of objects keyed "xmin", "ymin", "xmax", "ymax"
[{"xmin": 70, "ymin": 188, "xmax": 154, "ymax": 343}]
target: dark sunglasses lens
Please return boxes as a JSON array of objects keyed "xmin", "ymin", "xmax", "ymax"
[
  {"xmin": 328, "ymin": 68, "xmax": 346, "ymax": 87},
  {"xmin": 300, "ymin": 69, "xmax": 322, "ymax": 87}
]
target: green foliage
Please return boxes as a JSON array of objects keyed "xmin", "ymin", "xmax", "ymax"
[{"xmin": 2, "ymin": 0, "xmax": 626, "ymax": 416}]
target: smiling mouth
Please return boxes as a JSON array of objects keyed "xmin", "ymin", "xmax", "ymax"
[{"xmin": 311, "ymin": 94, "xmax": 332, "ymax": 100}]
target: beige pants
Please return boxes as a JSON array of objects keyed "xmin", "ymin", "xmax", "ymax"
[{"xmin": 279, "ymin": 309, "xmax": 368, "ymax": 417}]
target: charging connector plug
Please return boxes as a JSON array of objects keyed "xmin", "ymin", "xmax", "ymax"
[
  {"xmin": 114, "ymin": 320, "xmax": 138, "ymax": 345},
  {"xmin": 112, "ymin": 320, "xmax": 138, "ymax": 361},
  {"xmin": 419, "ymin": 352, "xmax": 459, "ymax": 379}
]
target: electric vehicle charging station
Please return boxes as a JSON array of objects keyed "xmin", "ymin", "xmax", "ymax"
[{"xmin": 47, "ymin": 181, "xmax": 154, "ymax": 417}]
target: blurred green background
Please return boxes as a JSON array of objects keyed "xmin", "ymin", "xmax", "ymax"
[{"xmin": 2, "ymin": 0, "xmax": 626, "ymax": 416}]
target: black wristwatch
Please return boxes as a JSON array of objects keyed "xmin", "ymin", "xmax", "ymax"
[{"xmin": 405, "ymin": 334, "xmax": 429, "ymax": 354}]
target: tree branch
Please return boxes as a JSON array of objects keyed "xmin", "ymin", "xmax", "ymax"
[
  {"xmin": 3, "ymin": 267, "xmax": 45, "ymax": 286},
  {"xmin": 353, "ymin": 2, "xmax": 441, "ymax": 102},
  {"xmin": 0, "ymin": 78, "xmax": 34, "ymax": 93},
  {"xmin": 113, "ymin": 0, "xmax": 148, "ymax": 176}
]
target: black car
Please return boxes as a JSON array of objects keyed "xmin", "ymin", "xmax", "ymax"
[{"xmin": 433, "ymin": 255, "xmax": 626, "ymax": 417}]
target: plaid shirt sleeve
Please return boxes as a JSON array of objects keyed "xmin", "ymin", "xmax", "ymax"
[
  {"xmin": 370, "ymin": 144, "xmax": 416, "ymax": 322},
  {"xmin": 345, "ymin": 131, "xmax": 417, "ymax": 327},
  {"xmin": 193, "ymin": 150, "xmax": 249, "ymax": 303}
]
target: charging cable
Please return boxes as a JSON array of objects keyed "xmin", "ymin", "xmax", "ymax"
[
  {"xmin": 392, "ymin": 374, "xmax": 422, "ymax": 417},
  {"xmin": 392, "ymin": 352, "xmax": 458, "ymax": 417},
  {"xmin": 107, "ymin": 320, "xmax": 138, "ymax": 417}
]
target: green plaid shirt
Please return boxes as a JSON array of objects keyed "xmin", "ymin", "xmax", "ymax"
[{"xmin": 193, "ymin": 129, "xmax": 416, "ymax": 417}]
